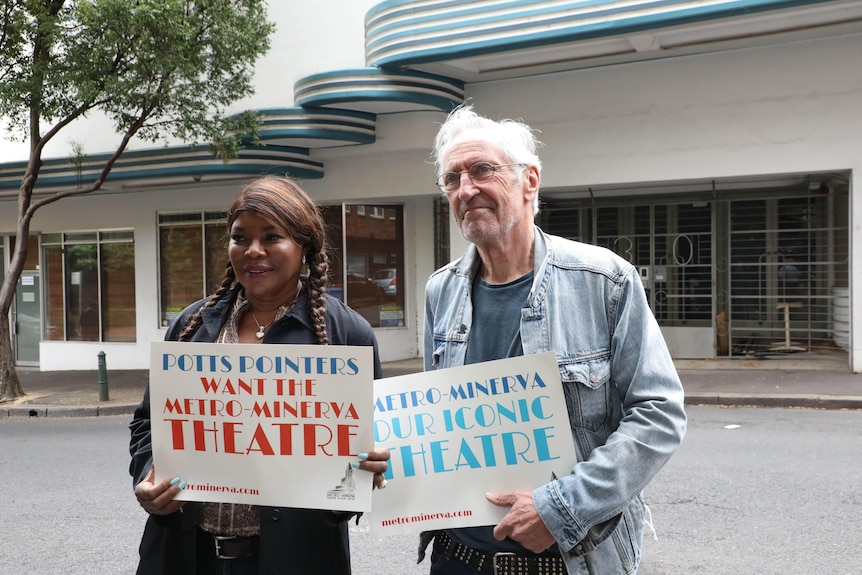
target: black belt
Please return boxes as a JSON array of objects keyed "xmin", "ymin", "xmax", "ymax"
[
  {"xmin": 435, "ymin": 531, "xmax": 567, "ymax": 575},
  {"xmin": 212, "ymin": 534, "xmax": 260, "ymax": 560}
]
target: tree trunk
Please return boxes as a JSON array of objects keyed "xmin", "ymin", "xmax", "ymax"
[
  {"xmin": 0, "ymin": 180, "xmax": 36, "ymax": 401},
  {"xmin": 0, "ymin": 315, "xmax": 25, "ymax": 400}
]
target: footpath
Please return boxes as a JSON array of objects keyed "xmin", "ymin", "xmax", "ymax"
[{"xmin": 2, "ymin": 356, "xmax": 861, "ymax": 418}]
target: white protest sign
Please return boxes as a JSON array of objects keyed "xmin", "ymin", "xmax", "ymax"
[
  {"xmin": 149, "ymin": 341, "xmax": 374, "ymax": 512},
  {"xmin": 370, "ymin": 352, "xmax": 577, "ymax": 534}
]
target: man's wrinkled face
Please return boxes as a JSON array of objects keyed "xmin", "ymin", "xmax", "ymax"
[{"xmin": 442, "ymin": 132, "xmax": 531, "ymax": 247}]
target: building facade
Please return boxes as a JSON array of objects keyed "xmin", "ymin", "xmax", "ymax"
[{"xmin": 0, "ymin": 0, "xmax": 859, "ymax": 372}]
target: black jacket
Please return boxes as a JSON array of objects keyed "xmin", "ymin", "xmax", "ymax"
[{"xmin": 129, "ymin": 284, "xmax": 381, "ymax": 575}]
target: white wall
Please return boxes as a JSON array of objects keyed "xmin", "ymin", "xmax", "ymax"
[
  {"xmin": 244, "ymin": 0, "xmax": 378, "ymax": 110},
  {"xmin": 467, "ymin": 34, "xmax": 862, "ymax": 188}
]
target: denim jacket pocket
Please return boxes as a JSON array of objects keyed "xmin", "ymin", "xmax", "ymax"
[
  {"xmin": 431, "ymin": 326, "xmax": 469, "ymax": 370},
  {"xmin": 431, "ymin": 340, "xmax": 446, "ymax": 369},
  {"xmin": 559, "ymin": 356, "xmax": 612, "ymax": 433}
]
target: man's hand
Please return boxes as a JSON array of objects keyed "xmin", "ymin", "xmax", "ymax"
[{"xmin": 486, "ymin": 491, "xmax": 556, "ymax": 553}]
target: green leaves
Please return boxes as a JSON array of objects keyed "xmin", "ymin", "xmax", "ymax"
[{"xmin": 2, "ymin": 0, "xmax": 274, "ymax": 152}]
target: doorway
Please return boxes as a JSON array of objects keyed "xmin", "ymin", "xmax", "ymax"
[
  {"xmin": 14, "ymin": 270, "xmax": 40, "ymax": 364},
  {"xmin": 594, "ymin": 202, "xmax": 715, "ymax": 358},
  {"xmin": 722, "ymin": 188, "xmax": 849, "ymax": 356},
  {"xmin": 540, "ymin": 200, "xmax": 715, "ymax": 357},
  {"xmin": 8, "ymin": 236, "xmax": 41, "ymax": 365}
]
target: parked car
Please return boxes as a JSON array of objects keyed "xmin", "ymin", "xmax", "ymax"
[
  {"xmin": 329, "ymin": 273, "xmax": 385, "ymax": 307},
  {"xmin": 328, "ymin": 273, "xmax": 385, "ymax": 326},
  {"xmin": 371, "ymin": 268, "xmax": 397, "ymax": 295}
]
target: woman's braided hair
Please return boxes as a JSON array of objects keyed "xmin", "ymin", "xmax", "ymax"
[{"xmin": 177, "ymin": 175, "xmax": 330, "ymax": 345}]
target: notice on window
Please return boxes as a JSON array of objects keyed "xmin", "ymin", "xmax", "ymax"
[
  {"xmin": 379, "ymin": 304, "xmax": 404, "ymax": 327},
  {"xmin": 149, "ymin": 341, "xmax": 375, "ymax": 512},
  {"xmin": 370, "ymin": 352, "xmax": 577, "ymax": 534}
]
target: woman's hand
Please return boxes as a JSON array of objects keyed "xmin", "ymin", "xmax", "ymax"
[
  {"xmin": 353, "ymin": 448, "xmax": 391, "ymax": 490},
  {"xmin": 134, "ymin": 466, "xmax": 187, "ymax": 515}
]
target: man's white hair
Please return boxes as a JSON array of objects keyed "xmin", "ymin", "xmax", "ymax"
[{"xmin": 432, "ymin": 104, "xmax": 544, "ymax": 215}]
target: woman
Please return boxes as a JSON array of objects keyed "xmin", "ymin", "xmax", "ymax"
[{"xmin": 129, "ymin": 175, "xmax": 389, "ymax": 575}]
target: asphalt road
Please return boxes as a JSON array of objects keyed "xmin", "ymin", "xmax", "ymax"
[{"xmin": 1, "ymin": 407, "xmax": 860, "ymax": 574}]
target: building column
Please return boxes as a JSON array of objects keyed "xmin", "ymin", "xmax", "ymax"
[{"xmin": 851, "ymin": 166, "xmax": 862, "ymax": 373}]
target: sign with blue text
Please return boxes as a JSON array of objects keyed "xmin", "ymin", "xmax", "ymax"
[
  {"xmin": 149, "ymin": 341, "xmax": 374, "ymax": 512},
  {"xmin": 370, "ymin": 352, "xmax": 577, "ymax": 534}
]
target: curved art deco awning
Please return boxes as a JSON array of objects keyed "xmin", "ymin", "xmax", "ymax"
[
  {"xmin": 0, "ymin": 144, "xmax": 324, "ymax": 193},
  {"xmin": 365, "ymin": 0, "xmax": 847, "ymax": 78},
  {"xmin": 2, "ymin": 0, "xmax": 851, "ymax": 188},
  {"xmin": 255, "ymin": 107, "xmax": 377, "ymax": 149},
  {"xmin": 294, "ymin": 68, "xmax": 465, "ymax": 114}
]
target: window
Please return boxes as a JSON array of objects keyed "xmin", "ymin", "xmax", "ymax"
[
  {"xmin": 158, "ymin": 211, "xmax": 227, "ymax": 326},
  {"xmin": 321, "ymin": 204, "xmax": 405, "ymax": 328},
  {"xmin": 157, "ymin": 205, "xmax": 405, "ymax": 330},
  {"xmin": 42, "ymin": 230, "xmax": 136, "ymax": 342}
]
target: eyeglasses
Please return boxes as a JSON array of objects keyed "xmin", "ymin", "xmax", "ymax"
[{"xmin": 436, "ymin": 162, "xmax": 526, "ymax": 193}]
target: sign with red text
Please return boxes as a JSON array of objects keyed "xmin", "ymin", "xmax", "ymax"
[
  {"xmin": 370, "ymin": 352, "xmax": 577, "ymax": 534},
  {"xmin": 149, "ymin": 341, "xmax": 374, "ymax": 512}
]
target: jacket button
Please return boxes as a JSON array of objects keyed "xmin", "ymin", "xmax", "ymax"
[
  {"xmin": 271, "ymin": 509, "xmax": 281, "ymax": 521},
  {"xmin": 589, "ymin": 372, "xmax": 598, "ymax": 383}
]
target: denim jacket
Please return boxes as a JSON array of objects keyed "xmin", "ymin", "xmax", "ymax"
[{"xmin": 423, "ymin": 227, "xmax": 686, "ymax": 574}]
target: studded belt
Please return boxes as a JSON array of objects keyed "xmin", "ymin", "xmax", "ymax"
[{"xmin": 435, "ymin": 531, "xmax": 567, "ymax": 575}]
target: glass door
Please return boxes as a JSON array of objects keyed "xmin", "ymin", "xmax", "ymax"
[
  {"xmin": 14, "ymin": 270, "xmax": 40, "ymax": 364},
  {"xmin": 593, "ymin": 202, "xmax": 715, "ymax": 358},
  {"xmin": 10, "ymin": 236, "xmax": 41, "ymax": 365}
]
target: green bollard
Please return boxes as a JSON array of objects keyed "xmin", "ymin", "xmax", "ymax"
[{"xmin": 98, "ymin": 351, "xmax": 110, "ymax": 402}]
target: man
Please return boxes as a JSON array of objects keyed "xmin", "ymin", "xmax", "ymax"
[{"xmin": 421, "ymin": 104, "xmax": 687, "ymax": 574}]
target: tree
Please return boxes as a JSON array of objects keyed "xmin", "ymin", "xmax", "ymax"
[{"xmin": 0, "ymin": 0, "xmax": 274, "ymax": 400}]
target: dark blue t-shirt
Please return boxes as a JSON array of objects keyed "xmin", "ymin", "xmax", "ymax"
[
  {"xmin": 449, "ymin": 270, "xmax": 537, "ymax": 554},
  {"xmin": 464, "ymin": 271, "xmax": 532, "ymax": 365}
]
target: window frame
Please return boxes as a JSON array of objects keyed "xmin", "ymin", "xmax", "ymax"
[
  {"xmin": 41, "ymin": 228, "xmax": 136, "ymax": 342},
  {"xmin": 157, "ymin": 210, "xmax": 227, "ymax": 327}
]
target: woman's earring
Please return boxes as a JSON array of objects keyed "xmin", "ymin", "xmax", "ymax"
[{"xmin": 302, "ymin": 254, "xmax": 307, "ymax": 265}]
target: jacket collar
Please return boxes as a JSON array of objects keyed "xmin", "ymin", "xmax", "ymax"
[
  {"xmin": 449, "ymin": 225, "xmax": 550, "ymax": 282},
  {"xmin": 196, "ymin": 282, "xmax": 315, "ymax": 339}
]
